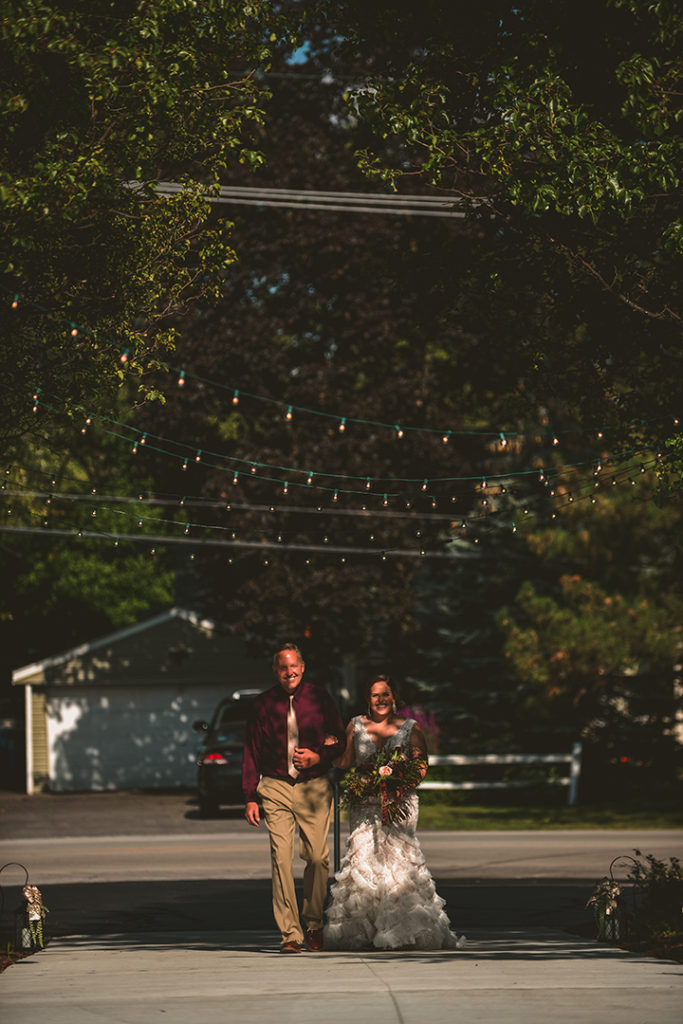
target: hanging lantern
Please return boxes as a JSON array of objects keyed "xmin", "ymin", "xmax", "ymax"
[{"xmin": 0, "ymin": 861, "xmax": 48, "ymax": 953}]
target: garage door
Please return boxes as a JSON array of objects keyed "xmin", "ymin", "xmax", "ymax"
[{"xmin": 45, "ymin": 684, "xmax": 228, "ymax": 791}]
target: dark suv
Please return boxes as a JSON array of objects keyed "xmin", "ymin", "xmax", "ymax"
[{"xmin": 193, "ymin": 689, "xmax": 262, "ymax": 816}]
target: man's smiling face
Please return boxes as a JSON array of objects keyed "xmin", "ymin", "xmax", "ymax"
[{"xmin": 274, "ymin": 650, "xmax": 305, "ymax": 695}]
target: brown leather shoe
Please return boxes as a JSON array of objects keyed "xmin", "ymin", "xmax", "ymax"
[
  {"xmin": 279, "ymin": 940, "xmax": 303, "ymax": 954},
  {"xmin": 306, "ymin": 928, "xmax": 324, "ymax": 952}
]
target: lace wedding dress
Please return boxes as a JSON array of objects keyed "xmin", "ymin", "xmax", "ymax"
[{"xmin": 323, "ymin": 716, "xmax": 464, "ymax": 950}]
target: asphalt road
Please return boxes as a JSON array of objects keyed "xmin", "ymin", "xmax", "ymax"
[{"xmin": 1, "ymin": 790, "xmax": 681, "ymax": 939}]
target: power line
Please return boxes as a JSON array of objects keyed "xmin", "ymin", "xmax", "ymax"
[{"xmin": 128, "ymin": 181, "xmax": 475, "ymax": 219}]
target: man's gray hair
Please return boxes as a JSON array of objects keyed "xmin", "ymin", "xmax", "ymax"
[{"xmin": 272, "ymin": 642, "xmax": 304, "ymax": 669}]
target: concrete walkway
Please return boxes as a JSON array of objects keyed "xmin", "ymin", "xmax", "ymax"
[{"xmin": 2, "ymin": 927, "xmax": 681, "ymax": 1024}]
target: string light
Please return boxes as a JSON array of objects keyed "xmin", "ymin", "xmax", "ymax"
[
  {"xmin": 233, "ymin": 471, "xmax": 239, "ymax": 484},
  {"xmin": 395, "ymin": 425, "xmax": 404, "ymax": 438},
  {"xmin": 251, "ymin": 463, "xmax": 257, "ymax": 474},
  {"xmin": 286, "ymin": 406, "xmax": 293, "ymax": 421},
  {"xmin": 11, "ymin": 294, "xmax": 18, "ymax": 309},
  {"xmin": 442, "ymin": 431, "xmax": 451, "ymax": 444},
  {"xmin": 184, "ymin": 523, "xmax": 190, "ymax": 534},
  {"xmin": 181, "ymin": 458, "xmax": 188, "ymax": 471},
  {"xmin": 553, "ymin": 435, "xmax": 560, "ymax": 446},
  {"xmin": 499, "ymin": 432, "xmax": 508, "ymax": 447},
  {"xmin": 333, "ymin": 489, "xmax": 339, "ymax": 502},
  {"xmin": 232, "ymin": 389, "xmax": 240, "ymax": 405},
  {"xmin": 120, "ymin": 350, "xmax": 129, "ymax": 364},
  {"xmin": 131, "ymin": 441, "xmax": 139, "ymax": 454},
  {"xmin": 177, "ymin": 371, "xmax": 185, "ymax": 387},
  {"xmin": 283, "ymin": 481, "xmax": 289, "ymax": 494},
  {"xmin": 365, "ymin": 478, "xmax": 371, "ymax": 490},
  {"xmin": 421, "ymin": 479, "xmax": 428, "ymax": 491},
  {"xmin": 194, "ymin": 449, "xmax": 202, "ymax": 462},
  {"xmin": 307, "ymin": 472, "xmax": 313, "ymax": 485},
  {"xmin": 70, "ymin": 323, "xmax": 78, "ymax": 337},
  {"xmin": 338, "ymin": 417, "xmax": 346, "ymax": 432},
  {"xmin": 383, "ymin": 494, "xmax": 388, "ymax": 506},
  {"xmin": 32, "ymin": 390, "xmax": 40, "ymax": 413}
]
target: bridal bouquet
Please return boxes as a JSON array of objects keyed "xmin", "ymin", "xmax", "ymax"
[{"xmin": 340, "ymin": 748, "xmax": 427, "ymax": 825}]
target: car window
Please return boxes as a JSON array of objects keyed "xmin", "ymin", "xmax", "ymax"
[{"xmin": 214, "ymin": 719, "xmax": 247, "ymax": 745}]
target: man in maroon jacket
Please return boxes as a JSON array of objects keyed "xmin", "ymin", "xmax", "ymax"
[{"xmin": 243, "ymin": 642, "xmax": 345, "ymax": 953}]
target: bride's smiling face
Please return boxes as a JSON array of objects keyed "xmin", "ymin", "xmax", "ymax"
[{"xmin": 369, "ymin": 681, "xmax": 394, "ymax": 719}]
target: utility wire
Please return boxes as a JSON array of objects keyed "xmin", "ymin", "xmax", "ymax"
[{"xmin": 127, "ymin": 181, "xmax": 474, "ymax": 218}]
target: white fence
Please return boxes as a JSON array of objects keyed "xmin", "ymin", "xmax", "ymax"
[{"xmin": 422, "ymin": 742, "xmax": 582, "ymax": 806}]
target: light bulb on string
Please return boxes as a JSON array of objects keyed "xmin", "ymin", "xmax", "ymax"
[
  {"xmin": 70, "ymin": 323, "xmax": 78, "ymax": 337},
  {"xmin": 184, "ymin": 523, "xmax": 190, "ymax": 535},
  {"xmin": 442, "ymin": 431, "xmax": 451, "ymax": 444},
  {"xmin": 568, "ymin": 492, "xmax": 574, "ymax": 503},
  {"xmin": 233, "ymin": 471, "xmax": 239, "ymax": 484},
  {"xmin": 332, "ymin": 489, "xmax": 339, "ymax": 502},
  {"xmin": 283, "ymin": 481, "xmax": 289, "ymax": 494},
  {"xmin": 639, "ymin": 464, "xmax": 646, "ymax": 473},
  {"xmin": 421, "ymin": 479, "xmax": 428, "ymax": 491},
  {"xmin": 481, "ymin": 477, "xmax": 487, "ymax": 490},
  {"xmin": 365, "ymin": 478, "xmax": 371, "ymax": 490},
  {"xmin": 499, "ymin": 432, "xmax": 508, "ymax": 447},
  {"xmin": 232, "ymin": 389, "xmax": 239, "ymax": 405},
  {"xmin": 120, "ymin": 350, "xmax": 129, "ymax": 364},
  {"xmin": 512, "ymin": 523, "xmax": 517, "ymax": 533},
  {"xmin": 137, "ymin": 516, "xmax": 144, "ymax": 527},
  {"xmin": 114, "ymin": 537, "xmax": 119, "ymax": 547},
  {"xmin": 140, "ymin": 433, "xmax": 147, "ymax": 446},
  {"xmin": 285, "ymin": 406, "xmax": 293, "ymax": 421},
  {"xmin": 591, "ymin": 495, "xmax": 597, "ymax": 504},
  {"xmin": 395, "ymin": 425, "xmax": 404, "ymax": 439},
  {"xmin": 179, "ymin": 497, "xmax": 186, "ymax": 506},
  {"xmin": 251, "ymin": 463, "xmax": 257, "ymax": 474},
  {"xmin": 338, "ymin": 417, "xmax": 346, "ymax": 432},
  {"xmin": 181, "ymin": 458, "xmax": 188, "ymax": 471},
  {"xmin": 307, "ymin": 472, "xmax": 313, "ymax": 485},
  {"xmin": 91, "ymin": 508, "xmax": 97, "ymax": 517},
  {"xmin": 11, "ymin": 294, "xmax": 18, "ymax": 309},
  {"xmin": 138, "ymin": 493, "xmax": 144, "ymax": 501},
  {"xmin": 194, "ymin": 450, "xmax": 202, "ymax": 463},
  {"xmin": 552, "ymin": 434, "xmax": 559, "ymax": 447},
  {"xmin": 177, "ymin": 371, "xmax": 185, "ymax": 387},
  {"xmin": 131, "ymin": 441, "xmax": 139, "ymax": 454},
  {"xmin": 383, "ymin": 494, "xmax": 388, "ymax": 506},
  {"xmin": 32, "ymin": 390, "xmax": 40, "ymax": 413},
  {"xmin": 499, "ymin": 485, "xmax": 507, "ymax": 495}
]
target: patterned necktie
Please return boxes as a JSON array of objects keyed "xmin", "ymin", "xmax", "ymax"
[{"xmin": 287, "ymin": 695, "xmax": 299, "ymax": 778}]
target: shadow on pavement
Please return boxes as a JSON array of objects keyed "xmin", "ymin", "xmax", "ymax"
[{"xmin": 39, "ymin": 878, "xmax": 593, "ymax": 939}]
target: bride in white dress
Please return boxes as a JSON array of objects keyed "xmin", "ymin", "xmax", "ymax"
[{"xmin": 323, "ymin": 674, "xmax": 464, "ymax": 951}]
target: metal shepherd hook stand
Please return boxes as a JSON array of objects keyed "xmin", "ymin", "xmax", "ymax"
[{"xmin": 0, "ymin": 861, "xmax": 48, "ymax": 953}]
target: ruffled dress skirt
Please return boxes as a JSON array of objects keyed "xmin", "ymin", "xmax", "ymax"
[{"xmin": 323, "ymin": 793, "xmax": 464, "ymax": 950}]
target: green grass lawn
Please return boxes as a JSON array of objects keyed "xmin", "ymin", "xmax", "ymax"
[{"xmin": 415, "ymin": 799, "xmax": 683, "ymax": 830}]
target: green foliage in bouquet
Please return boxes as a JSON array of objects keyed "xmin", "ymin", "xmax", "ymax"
[{"xmin": 341, "ymin": 748, "xmax": 427, "ymax": 825}]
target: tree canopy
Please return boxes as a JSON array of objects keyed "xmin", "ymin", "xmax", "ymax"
[{"xmin": 0, "ymin": 0, "xmax": 300, "ymax": 443}]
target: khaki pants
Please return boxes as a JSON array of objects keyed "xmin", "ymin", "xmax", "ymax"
[{"xmin": 257, "ymin": 775, "xmax": 333, "ymax": 943}]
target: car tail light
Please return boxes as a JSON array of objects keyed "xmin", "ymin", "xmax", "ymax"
[{"xmin": 202, "ymin": 753, "xmax": 229, "ymax": 765}]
